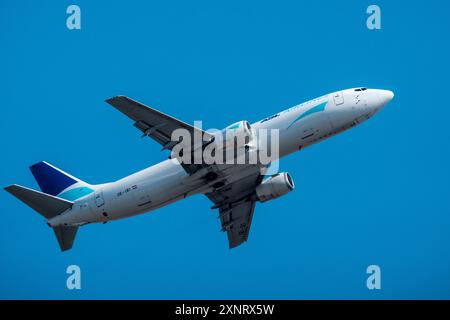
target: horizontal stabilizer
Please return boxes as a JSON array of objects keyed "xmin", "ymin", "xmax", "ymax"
[
  {"xmin": 4, "ymin": 184, "xmax": 73, "ymax": 219},
  {"xmin": 53, "ymin": 226, "xmax": 78, "ymax": 251}
]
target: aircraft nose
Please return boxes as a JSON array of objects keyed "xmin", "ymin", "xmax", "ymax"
[{"xmin": 377, "ymin": 90, "xmax": 394, "ymax": 108}]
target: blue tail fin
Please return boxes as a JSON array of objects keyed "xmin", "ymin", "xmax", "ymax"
[{"xmin": 29, "ymin": 161, "xmax": 85, "ymax": 197}]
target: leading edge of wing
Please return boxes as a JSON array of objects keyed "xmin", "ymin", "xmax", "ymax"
[{"xmin": 105, "ymin": 95, "xmax": 213, "ymax": 142}]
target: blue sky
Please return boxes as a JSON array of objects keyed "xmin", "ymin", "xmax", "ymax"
[{"xmin": 1, "ymin": 0, "xmax": 450, "ymax": 299}]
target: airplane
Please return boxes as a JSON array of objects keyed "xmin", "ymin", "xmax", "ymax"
[{"xmin": 4, "ymin": 87, "xmax": 394, "ymax": 251}]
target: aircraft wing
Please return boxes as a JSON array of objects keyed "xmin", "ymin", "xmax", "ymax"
[
  {"xmin": 106, "ymin": 95, "xmax": 264, "ymax": 248},
  {"xmin": 105, "ymin": 95, "xmax": 213, "ymax": 152},
  {"xmin": 206, "ymin": 168, "xmax": 263, "ymax": 248}
]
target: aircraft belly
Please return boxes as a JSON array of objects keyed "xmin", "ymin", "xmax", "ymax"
[{"xmin": 105, "ymin": 159, "xmax": 193, "ymax": 220}]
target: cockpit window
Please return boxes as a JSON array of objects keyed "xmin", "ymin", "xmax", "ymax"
[{"xmin": 355, "ymin": 87, "xmax": 368, "ymax": 92}]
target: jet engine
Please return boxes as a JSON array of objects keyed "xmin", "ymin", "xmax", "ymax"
[
  {"xmin": 223, "ymin": 120, "xmax": 253, "ymax": 147},
  {"xmin": 255, "ymin": 172, "xmax": 295, "ymax": 202}
]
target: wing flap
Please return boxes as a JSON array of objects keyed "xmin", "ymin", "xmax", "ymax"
[
  {"xmin": 219, "ymin": 200, "xmax": 256, "ymax": 248},
  {"xmin": 206, "ymin": 168, "xmax": 263, "ymax": 248}
]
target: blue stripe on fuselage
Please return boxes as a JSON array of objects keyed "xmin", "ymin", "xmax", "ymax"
[
  {"xmin": 287, "ymin": 101, "xmax": 328, "ymax": 129},
  {"xmin": 58, "ymin": 186, "xmax": 94, "ymax": 201}
]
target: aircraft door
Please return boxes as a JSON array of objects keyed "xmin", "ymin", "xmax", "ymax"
[
  {"xmin": 94, "ymin": 191, "xmax": 105, "ymax": 207},
  {"xmin": 135, "ymin": 186, "xmax": 152, "ymax": 208},
  {"xmin": 333, "ymin": 91, "xmax": 344, "ymax": 105}
]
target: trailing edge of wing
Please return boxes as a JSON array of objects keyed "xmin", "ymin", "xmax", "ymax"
[
  {"xmin": 206, "ymin": 167, "xmax": 263, "ymax": 248},
  {"xmin": 105, "ymin": 96, "xmax": 213, "ymax": 150},
  {"xmin": 220, "ymin": 200, "xmax": 256, "ymax": 248}
]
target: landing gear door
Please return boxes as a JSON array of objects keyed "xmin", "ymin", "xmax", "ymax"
[
  {"xmin": 333, "ymin": 91, "xmax": 344, "ymax": 105},
  {"xmin": 94, "ymin": 191, "xmax": 105, "ymax": 207}
]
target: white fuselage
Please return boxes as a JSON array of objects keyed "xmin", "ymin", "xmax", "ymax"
[{"xmin": 48, "ymin": 88, "xmax": 393, "ymax": 227}]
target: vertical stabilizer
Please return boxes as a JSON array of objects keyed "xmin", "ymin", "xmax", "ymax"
[{"xmin": 29, "ymin": 161, "xmax": 94, "ymax": 201}]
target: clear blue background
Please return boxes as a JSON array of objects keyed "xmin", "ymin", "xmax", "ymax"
[{"xmin": 1, "ymin": 0, "xmax": 449, "ymax": 299}]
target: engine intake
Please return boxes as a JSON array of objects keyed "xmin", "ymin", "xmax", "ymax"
[
  {"xmin": 223, "ymin": 120, "xmax": 253, "ymax": 145},
  {"xmin": 256, "ymin": 172, "xmax": 295, "ymax": 202},
  {"xmin": 204, "ymin": 120, "xmax": 254, "ymax": 158}
]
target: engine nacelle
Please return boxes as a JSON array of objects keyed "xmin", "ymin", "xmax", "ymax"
[
  {"xmin": 224, "ymin": 120, "xmax": 252, "ymax": 140},
  {"xmin": 219, "ymin": 120, "xmax": 253, "ymax": 151},
  {"xmin": 255, "ymin": 172, "xmax": 295, "ymax": 202}
]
